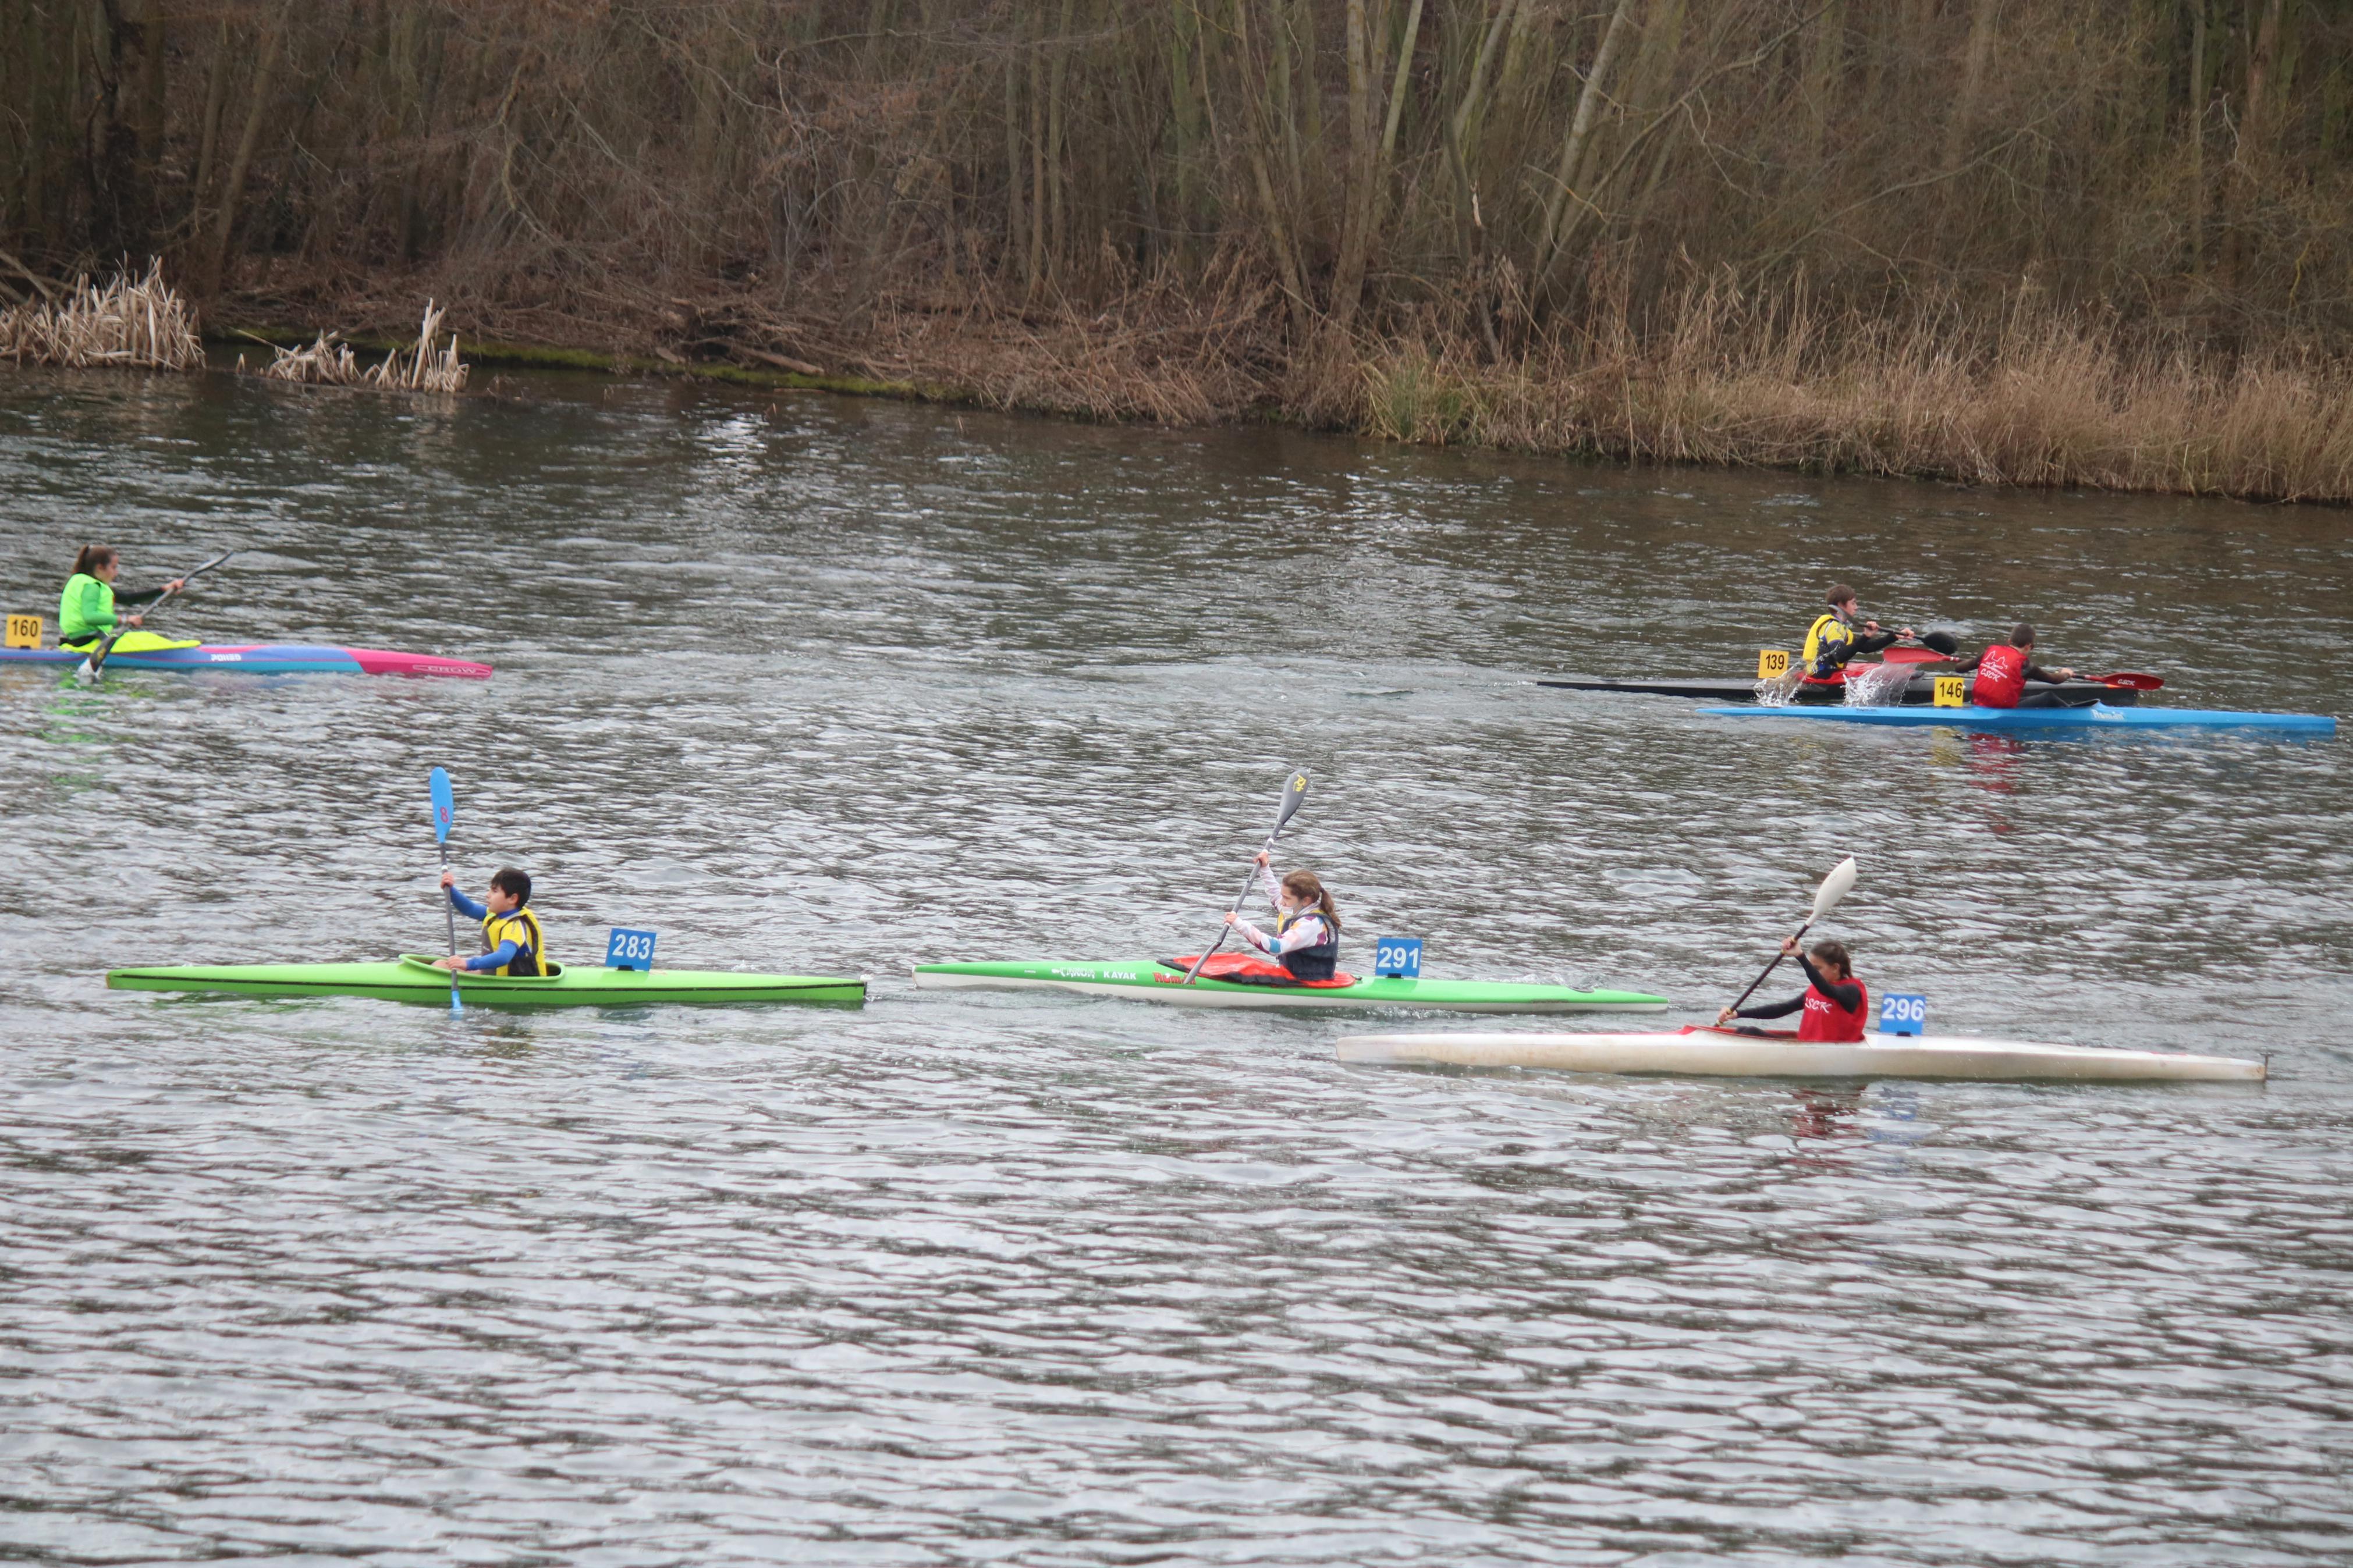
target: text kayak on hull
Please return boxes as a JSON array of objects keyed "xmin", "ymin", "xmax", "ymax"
[
  {"xmin": 107, "ymin": 955, "xmax": 865, "ymax": 1008},
  {"xmin": 913, "ymin": 959, "xmax": 1669, "ymax": 1014},
  {"xmin": 0, "ymin": 643, "xmax": 493, "ymax": 678},
  {"xmin": 1335, "ymin": 1027, "xmax": 2266, "ymax": 1083},
  {"xmin": 1695, "ymin": 701, "xmax": 2334, "ymax": 736}
]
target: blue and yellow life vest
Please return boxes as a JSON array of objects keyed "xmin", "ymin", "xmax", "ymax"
[
  {"xmin": 1801, "ymin": 610, "xmax": 1857, "ymax": 680},
  {"xmin": 481, "ymin": 906, "xmax": 548, "ymax": 977}
]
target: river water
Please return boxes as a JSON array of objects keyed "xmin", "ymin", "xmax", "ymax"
[{"xmin": 2, "ymin": 366, "xmax": 2348, "ymax": 1565}]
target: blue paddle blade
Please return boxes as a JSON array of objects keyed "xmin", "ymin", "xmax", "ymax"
[{"xmin": 430, "ymin": 767, "xmax": 455, "ymax": 843}]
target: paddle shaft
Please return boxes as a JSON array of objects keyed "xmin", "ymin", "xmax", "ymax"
[
  {"xmin": 1724, "ymin": 919, "xmax": 1819, "ymax": 1016},
  {"xmin": 439, "ymin": 842, "xmax": 462, "ymax": 1009},
  {"xmin": 80, "ymin": 553, "xmax": 233, "ymax": 678},
  {"xmin": 1180, "ymin": 834, "xmax": 1284, "ymax": 984}
]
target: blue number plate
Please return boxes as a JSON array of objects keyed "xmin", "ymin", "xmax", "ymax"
[
  {"xmin": 606, "ymin": 927, "xmax": 658, "ymax": 971},
  {"xmin": 1879, "ymin": 992, "xmax": 1926, "ymax": 1036},
  {"xmin": 1374, "ymin": 937, "xmax": 1422, "ymax": 979}
]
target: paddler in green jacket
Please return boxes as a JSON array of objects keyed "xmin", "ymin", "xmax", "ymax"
[{"xmin": 58, "ymin": 545, "xmax": 185, "ymax": 650}]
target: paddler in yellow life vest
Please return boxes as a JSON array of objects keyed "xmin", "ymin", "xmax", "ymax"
[
  {"xmin": 58, "ymin": 545, "xmax": 186, "ymax": 650},
  {"xmin": 432, "ymin": 867, "xmax": 551, "ymax": 976},
  {"xmin": 1797, "ymin": 583, "xmax": 1912, "ymax": 699}
]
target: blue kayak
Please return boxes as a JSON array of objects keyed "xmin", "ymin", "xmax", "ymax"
[
  {"xmin": 0, "ymin": 643, "xmax": 491, "ymax": 678},
  {"xmin": 1697, "ymin": 701, "xmax": 2333, "ymax": 736}
]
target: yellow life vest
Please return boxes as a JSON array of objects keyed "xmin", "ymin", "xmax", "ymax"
[
  {"xmin": 480, "ymin": 906, "xmax": 548, "ymax": 977},
  {"xmin": 1801, "ymin": 611, "xmax": 1856, "ymax": 679}
]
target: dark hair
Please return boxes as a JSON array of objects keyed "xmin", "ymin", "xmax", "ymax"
[
  {"xmin": 1810, "ymin": 938, "xmax": 1852, "ymax": 980},
  {"xmin": 489, "ymin": 867, "xmax": 533, "ymax": 905},
  {"xmin": 72, "ymin": 545, "xmax": 118, "ymax": 577},
  {"xmin": 2008, "ymin": 622, "xmax": 2035, "ymax": 648},
  {"xmin": 1825, "ymin": 583, "xmax": 1857, "ymax": 606},
  {"xmin": 1280, "ymin": 869, "xmax": 1340, "ymax": 933}
]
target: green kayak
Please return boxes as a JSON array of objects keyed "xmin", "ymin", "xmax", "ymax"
[
  {"xmin": 107, "ymin": 954, "xmax": 867, "ymax": 1009},
  {"xmin": 911, "ymin": 958, "xmax": 1669, "ymax": 1014}
]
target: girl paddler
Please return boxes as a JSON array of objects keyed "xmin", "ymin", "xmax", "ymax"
[
  {"xmin": 1797, "ymin": 584, "xmax": 1912, "ymax": 699},
  {"xmin": 59, "ymin": 546, "xmax": 184, "ymax": 650},
  {"xmin": 1716, "ymin": 937, "xmax": 1869, "ymax": 1042},
  {"xmin": 1224, "ymin": 852, "xmax": 1342, "ymax": 981}
]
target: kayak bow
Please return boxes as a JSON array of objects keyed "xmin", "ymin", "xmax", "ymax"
[
  {"xmin": 1335, "ymin": 1027, "xmax": 2265, "ymax": 1083},
  {"xmin": 108, "ymin": 955, "xmax": 864, "ymax": 1008},
  {"xmin": 2, "ymin": 643, "xmax": 492, "ymax": 678},
  {"xmin": 913, "ymin": 959, "xmax": 1668, "ymax": 1014}
]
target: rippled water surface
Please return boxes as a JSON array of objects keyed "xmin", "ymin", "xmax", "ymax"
[{"xmin": 3, "ymin": 367, "xmax": 2350, "ymax": 1565}]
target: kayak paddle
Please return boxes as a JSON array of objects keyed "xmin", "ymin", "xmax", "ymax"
[
  {"xmin": 1722, "ymin": 856, "xmax": 1858, "ymax": 1018},
  {"xmin": 430, "ymin": 766, "xmax": 461, "ymax": 1015},
  {"xmin": 77, "ymin": 551, "xmax": 234, "ymax": 684},
  {"xmin": 1181, "ymin": 769, "xmax": 1310, "ymax": 986},
  {"xmin": 2092, "ymin": 672, "xmax": 2164, "ymax": 691}
]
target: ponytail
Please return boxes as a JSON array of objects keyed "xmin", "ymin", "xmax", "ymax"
[
  {"xmin": 1280, "ymin": 869, "xmax": 1340, "ymax": 934},
  {"xmin": 71, "ymin": 544, "xmax": 116, "ymax": 578}
]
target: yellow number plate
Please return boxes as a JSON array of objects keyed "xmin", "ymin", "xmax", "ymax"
[
  {"xmin": 1933, "ymin": 675, "xmax": 1965, "ymax": 707},
  {"xmin": 1757, "ymin": 649, "xmax": 1791, "ymax": 679},
  {"xmin": 3, "ymin": 613, "xmax": 41, "ymax": 649}
]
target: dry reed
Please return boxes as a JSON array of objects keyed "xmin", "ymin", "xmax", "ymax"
[
  {"xmin": 257, "ymin": 302, "xmax": 467, "ymax": 393},
  {"xmin": 1358, "ymin": 274, "xmax": 2353, "ymax": 503},
  {"xmin": 0, "ymin": 260, "xmax": 201, "ymax": 371}
]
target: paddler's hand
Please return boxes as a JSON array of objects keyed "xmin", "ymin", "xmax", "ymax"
[
  {"xmin": 1897, "ymin": 626, "xmax": 1915, "ymax": 640},
  {"xmin": 1779, "ymin": 936, "xmax": 1802, "ymax": 958},
  {"xmin": 430, "ymin": 955, "xmax": 463, "ymax": 970},
  {"xmin": 1223, "ymin": 912, "xmax": 1243, "ymax": 928},
  {"xmin": 164, "ymin": 578, "xmax": 185, "ymax": 593},
  {"xmin": 439, "ymin": 870, "xmax": 456, "ymax": 889},
  {"xmin": 126, "ymin": 613, "xmax": 144, "ymax": 627},
  {"xmin": 1716, "ymin": 1006, "xmax": 1736, "ymax": 1025},
  {"xmin": 1253, "ymin": 850, "xmax": 1271, "ymax": 867},
  {"xmin": 2054, "ymin": 667, "xmax": 2078, "ymax": 682}
]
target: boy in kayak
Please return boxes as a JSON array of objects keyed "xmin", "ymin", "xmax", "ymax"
[
  {"xmin": 1949, "ymin": 623, "xmax": 2078, "ymax": 709},
  {"xmin": 1797, "ymin": 584, "xmax": 1912, "ymax": 700},
  {"xmin": 1224, "ymin": 852, "xmax": 1343, "ymax": 980},
  {"xmin": 59, "ymin": 545, "xmax": 185, "ymax": 650},
  {"xmin": 1715, "ymin": 937, "xmax": 1868, "ymax": 1042},
  {"xmin": 432, "ymin": 867, "xmax": 549, "ymax": 976}
]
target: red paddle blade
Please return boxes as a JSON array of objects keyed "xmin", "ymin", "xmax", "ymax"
[
  {"xmin": 2096, "ymin": 672, "xmax": 2164, "ymax": 691},
  {"xmin": 1880, "ymin": 647, "xmax": 1950, "ymax": 664}
]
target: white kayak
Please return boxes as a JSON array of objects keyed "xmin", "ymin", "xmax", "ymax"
[{"xmin": 1333, "ymin": 1027, "xmax": 2266, "ymax": 1083}]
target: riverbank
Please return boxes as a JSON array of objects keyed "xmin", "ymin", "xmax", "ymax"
[{"xmin": 215, "ymin": 270, "xmax": 2353, "ymax": 507}]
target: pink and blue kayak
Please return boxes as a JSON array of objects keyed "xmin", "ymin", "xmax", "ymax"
[{"xmin": 0, "ymin": 643, "xmax": 492, "ymax": 678}]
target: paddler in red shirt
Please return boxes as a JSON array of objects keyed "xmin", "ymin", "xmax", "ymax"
[
  {"xmin": 1715, "ymin": 937, "xmax": 1869, "ymax": 1042},
  {"xmin": 1949, "ymin": 623, "xmax": 2078, "ymax": 709},
  {"xmin": 1795, "ymin": 584, "xmax": 1913, "ymax": 701}
]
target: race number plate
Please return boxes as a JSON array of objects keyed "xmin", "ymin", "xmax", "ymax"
[
  {"xmin": 1374, "ymin": 938, "xmax": 1422, "ymax": 979},
  {"xmin": 1932, "ymin": 676, "xmax": 1965, "ymax": 707},
  {"xmin": 1757, "ymin": 649, "xmax": 1791, "ymax": 679},
  {"xmin": 1879, "ymin": 993, "xmax": 1926, "ymax": 1036},
  {"xmin": 3, "ymin": 614, "xmax": 40, "ymax": 649},
  {"xmin": 605, "ymin": 928, "xmax": 658, "ymax": 971}
]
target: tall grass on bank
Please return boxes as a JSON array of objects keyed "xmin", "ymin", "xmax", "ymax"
[
  {"xmin": 1359, "ymin": 278, "xmax": 2353, "ymax": 503},
  {"xmin": 251, "ymin": 302, "xmax": 467, "ymax": 393},
  {"xmin": 0, "ymin": 260, "xmax": 200, "ymax": 371}
]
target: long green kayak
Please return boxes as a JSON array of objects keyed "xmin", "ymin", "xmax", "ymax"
[
  {"xmin": 107, "ymin": 954, "xmax": 867, "ymax": 1008},
  {"xmin": 912, "ymin": 959, "xmax": 1669, "ymax": 1014}
]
